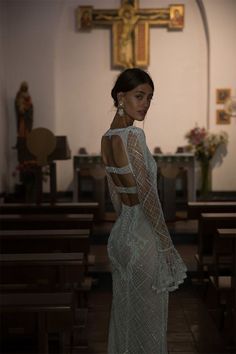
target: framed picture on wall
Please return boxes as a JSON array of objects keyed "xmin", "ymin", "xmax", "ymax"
[
  {"xmin": 216, "ymin": 109, "xmax": 231, "ymax": 124},
  {"xmin": 216, "ymin": 88, "xmax": 231, "ymax": 104}
]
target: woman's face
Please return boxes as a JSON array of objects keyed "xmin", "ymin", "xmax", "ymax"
[{"xmin": 120, "ymin": 83, "xmax": 153, "ymax": 122}]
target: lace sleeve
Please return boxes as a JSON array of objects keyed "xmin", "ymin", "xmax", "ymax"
[
  {"xmin": 106, "ymin": 173, "xmax": 122, "ymax": 216},
  {"xmin": 127, "ymin": 129, "xmax": 187, "ymax": 293}
]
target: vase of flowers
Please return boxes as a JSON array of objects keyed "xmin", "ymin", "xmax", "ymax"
[
  {"xmin": 185, "ymin": 126, "xmax": 228, "ymax": 197},
  {"xmin": 13, "ymin": 161, "xmax": 49, "ymax": 203},
  {"xmin": 13, "ymin": 161, "xmax": 38, "ymax": 202}
]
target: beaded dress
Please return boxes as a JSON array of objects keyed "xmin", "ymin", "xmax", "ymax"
[{"xmin": 103, "ymin": 126, "xmax": 187, "ymax": 354}]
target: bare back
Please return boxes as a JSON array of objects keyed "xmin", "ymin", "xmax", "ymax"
[{"xmin": 101, "ymin": 134, "xmax": 139, "ymax": 206}]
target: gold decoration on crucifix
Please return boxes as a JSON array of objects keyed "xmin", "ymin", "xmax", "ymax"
[{"xmin": 76, "ymin": 0, "xmax": 184, "ymax": 69}]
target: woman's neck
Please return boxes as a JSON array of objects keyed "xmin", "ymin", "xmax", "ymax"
[{"xmin": 110, "ymin": 113, "xmax": 134, "ymax": 129}]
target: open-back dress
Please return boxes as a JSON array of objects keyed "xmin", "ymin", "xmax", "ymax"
[{"xmin": 102, "ymin": 126, "xmax": 187, "ymax": 354}]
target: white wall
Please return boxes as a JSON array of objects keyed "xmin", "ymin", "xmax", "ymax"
[
  {"xmin": 2, "ymin": 0, "xmax": 236, "ymax": 192},
  {"xmin": 203, "ymin": 0, "xmax": 236, "ymax": 190},
  {"xmin": 0, "ymin": 1, "xmax": 7, "ymax": 194}
]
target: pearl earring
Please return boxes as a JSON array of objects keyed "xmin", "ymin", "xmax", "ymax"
[{"xmin": 118, "ymin": 102, "xmax": 125, "ymax": 117}]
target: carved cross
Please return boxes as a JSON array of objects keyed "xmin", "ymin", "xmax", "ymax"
[{"xmin": 76, "ymin": 0, "xmax": 184, "ymax": 69}]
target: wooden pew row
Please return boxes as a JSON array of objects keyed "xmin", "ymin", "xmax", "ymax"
[
  {"xmin": 196, "ymin": 213, "xmax": 236, "ymax": 280},
  {"xmin": 0, "ymin": 202, "xmax": 99, "ymax": 220},
  {"xmin": 211, "ymin": 228, "xmax": 236, "ymax": 296},
  {"xmin": 0, "ymin": 228, "xmax": 95, "ymax": 290},
  {"xmin": 0, "ymin": 252, "xmax": 88, "ymax": 352},
  {"xmin": 0, "ymin": 229, "xmax": 90, "ymax": 255},
  {"xmin": 208, "ymin": 228, "xmax": 236, "ymax": 345},
  {"xmin": 0, "ymin": 252, "xmax": 85, "ymax": 292},
  {"xmin": 188, "ymin": 201, "xmax": 236, "ymax": 219},
  {"xmin": 0, "ymin": 213, "xmax": 94, "ymax": 230},
  {"xmin": 0, "ymin": 292, "xmax": 74, "ymax": 354}
]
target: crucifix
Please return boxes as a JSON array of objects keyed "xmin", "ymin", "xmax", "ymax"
[{"xmin": 76, "ymin": 0, "xmax": 184, "ymax": 69}]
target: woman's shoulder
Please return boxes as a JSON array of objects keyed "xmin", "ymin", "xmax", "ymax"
[
  {"xmin": 102, "ymin": 126, "xmax": 146, "ymax": 143},
  {"xmin": 127, "ymin": 126, "xmax": 146, "ymax": 140}
]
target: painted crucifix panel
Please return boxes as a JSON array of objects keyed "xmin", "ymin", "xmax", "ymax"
[{"xmin": 76, "ymin": 0, "xmax": 184, "ymax": 69}]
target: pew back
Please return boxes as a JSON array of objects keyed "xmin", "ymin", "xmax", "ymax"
[
  {"xmin": 0, "ymin": 252, "xmax": 85, "ymax": 291},
  {"xmin": 0, "ymin": 202, "xmax": 99, "ymax": 219},
  {"xmin": 0, "ymin": 229, "xmax": 90, "ymax": 255},
  {"xmin": 0, "ymin": 213, "xmax": 94, "ymax": 230},
  {"xmin": 188, "ymin": 202, "xmax": 236, "ymax": 219},
  {"xmin": 198, "ymin": 213, "xmax": 236, "ymax": 258}
]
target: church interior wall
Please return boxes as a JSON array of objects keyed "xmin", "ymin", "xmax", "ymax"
[
  {"xmin": 0, "ymin": 0, "xmax": 8, "ymax": 195},
  {"xmin": 1, "ymin": 0, "xmax": 235, "ymax": 194},
  {"xmin": 203, "ymin": 0, "xmax": 236, "ymax": 190}
]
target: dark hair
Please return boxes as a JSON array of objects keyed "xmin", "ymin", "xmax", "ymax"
[{"xmin": 111, "ymin": 68, "xmax": 154, "ymax": 107}]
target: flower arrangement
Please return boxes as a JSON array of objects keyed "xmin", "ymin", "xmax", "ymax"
[
  {"xmin": 13, "ymin": 160, "xmax": 38, "ymax": 181},
  {"xmin": 185, "ymin": 126, "xmax": 228, "ymax": 196},
  {"xmin": 12, "ymin": 161, "xmax": 49, "ymax": 201},
  {"xmin": 185, "ymin": 126, "xmax": 228, "ymax": 162},
  {"xmin": 13, "ymin": 161, "xmax": 49, "ymax": 183}
]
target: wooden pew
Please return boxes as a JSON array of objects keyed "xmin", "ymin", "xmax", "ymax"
[
  {"xmin": 210, "ymin": 228, "xmax": 236, "ymax": 293},
  {"xmin": 0, "ymin": 202, "xmax": 99, "ymax": 220},
  {"xmin": 0, "ymin": 252, "xmax": 88, "ymax": 353},
  {"xmin": 196, "ymin": 213, "xmax": 236, "ymax": 281},
  {"xmin": 0, "ymin": 229, "xmax": 90, "ymax": 256},
  {"xmin": 188, "ymin": 201, "xmax": 236, "ymax": 219},
  {"xmin": 0, "ymin": 292, "xmax": 74, "ymax": 354},
  {"xmin": 0, "ymin": 229, "xmax": 94, "ymax": 292},
  {"xmin": 208, "ymin": 228, "xmax": 236, "ymax": 344},
  {"xmin": 0, "ymin": 252, "xmax": 85, "ymax": 292},
  {"xmin": 0, "ymin": 249, "xmax": 91, "ymax": 306},
  {"xmin": 0, "ymin": 209, "xmax": 95, "ymax": 351},
  {"xmin": 0, "ymin": 213, "xmax": 94, "ymax": 230}
]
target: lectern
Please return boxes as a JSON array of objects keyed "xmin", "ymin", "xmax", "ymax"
[{"xmin": 16, "ymin": 135, "xmax": 71, "ymax": 203}]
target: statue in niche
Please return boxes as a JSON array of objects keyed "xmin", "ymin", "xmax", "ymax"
[{"xmin": 15, "ymin": 81, "xmax": 34, "ymax": 146}]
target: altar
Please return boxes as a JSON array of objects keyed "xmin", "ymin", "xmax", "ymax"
[
  {"xmin": 153, "ymin": 153, "xmax": 196, "ymax": 219},
  {"xmin": 73, "ymin": 153, "xmax": 196, "ymax": 220}
]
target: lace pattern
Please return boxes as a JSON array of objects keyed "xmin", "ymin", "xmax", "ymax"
[
  {"xmin": 126, "ymin": 128, "xmax": 187, "ymax": 292},
  {"xmin": 105, "ymin": 164, "xmax": 131, "ymax": 174},
  {"xmin": 103, "ymin": 126, "xmax": 187, "ymax": 354},
  {"xmin": 105, "ymin": 126, "xmax": 187, "ymax": 293}
]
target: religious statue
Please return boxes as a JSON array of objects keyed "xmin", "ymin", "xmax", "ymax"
[{"xmin": 15, "ymin": 81, "xmax": 33, "ymax": 144}]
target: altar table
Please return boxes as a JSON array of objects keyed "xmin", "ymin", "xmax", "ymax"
[{"xmin": 73, "ymin": 153, "xmax": 196, "ymax": 220}]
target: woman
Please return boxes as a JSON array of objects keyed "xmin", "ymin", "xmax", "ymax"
[{"xmin": 101, "ymin": 68, "xmax": 187, "ymax": 354}]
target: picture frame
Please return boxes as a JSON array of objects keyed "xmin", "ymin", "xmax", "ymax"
[
  {"xmin": 216, "ymin": 109, "xmax": 231, "ymax": 125},
  {"xmin": 216, "ymin": 88, "xmax": 231, "ymax": 104},
  {"xmin": 169, "ymin": 5, "xmax": 184, "ymax": 30},
  {"xmin": 76, "ymin": 6, "xmax": 93, "ymax": 30}
]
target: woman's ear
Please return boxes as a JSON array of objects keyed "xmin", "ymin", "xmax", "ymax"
[{"xmin": 117, "ymin": 92, "xmax": 124, "ymax": 103}]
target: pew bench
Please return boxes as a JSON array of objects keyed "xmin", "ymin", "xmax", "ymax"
[
  {"xmin": 0, "ymin": 229, "xmax": 94, "ymax": 304},
  {"xmin": 0, "ymin": 228, "xmax": 90, "ymax": 256},
  {"xmin": 196, "ymin": 213, "xmax": 236, "ymax": 281},
  {"xmin": 0, "ymin": 202, "xmax": 99, "ymax": 220},
  {"xmin": 0, "ymin": 252, "xmax": 90, "ymax": 351},
  {"xmin": 0, "ymin": 252, "xmax": 85, "ymax": 292},
  {"xmin": 188, "ymin": 201, "xmax": 236, "ymax": 220},
  {"xmin": 210, "ymin": 228, "xmax": 236, "ymax": 291},
  {"xmin": 0, "ymin": 213, "xmax": 94, "ymax": 230},
  {"xmin": 0, "ymin": 292, "xmax": 74, "ymax": 354},
  {"xmin": 207, "ymin": 228, "xmax": 236, "ymax": 342}
]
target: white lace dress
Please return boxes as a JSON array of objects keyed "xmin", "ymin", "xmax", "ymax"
[{"xmin": 103, "ymin": 126, "xmax": 187, "ymax": 354}]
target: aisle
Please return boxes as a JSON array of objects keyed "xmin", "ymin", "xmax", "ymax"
[{"xmin": 83, "ymin": 243, "xmax": 230, "ymax": 354}]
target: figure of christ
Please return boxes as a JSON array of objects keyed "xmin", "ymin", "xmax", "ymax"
[{"xmin": 95, "ymin": 5, "xmax": 168, "ymax": 68}]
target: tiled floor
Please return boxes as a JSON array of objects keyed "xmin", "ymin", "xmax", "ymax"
[{"xmin": 82, "ymin": 217, "xmax": 235, "ymax": 354}]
